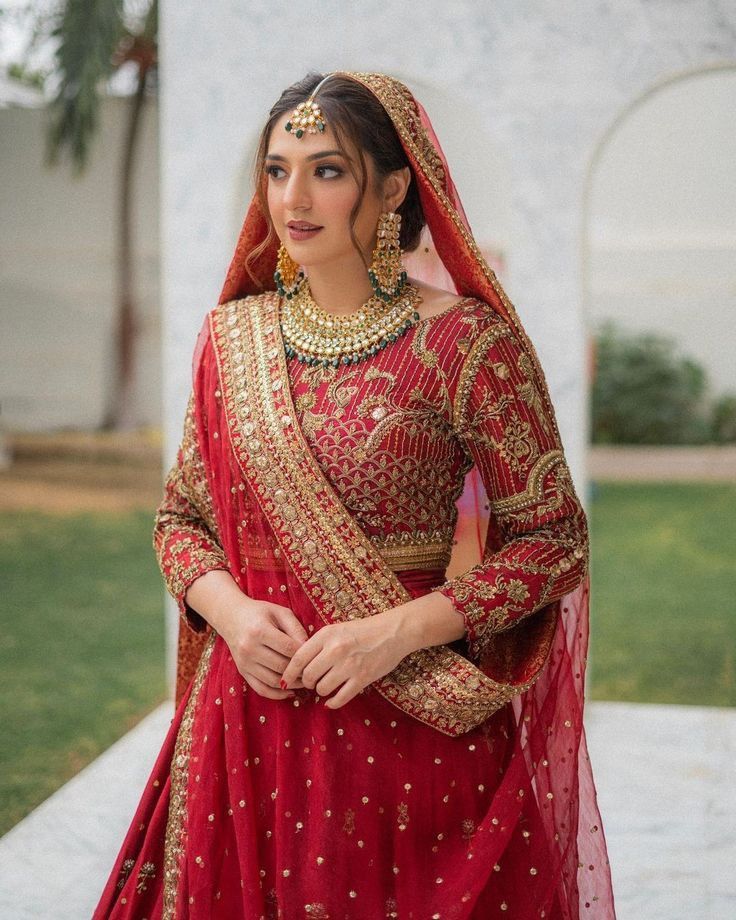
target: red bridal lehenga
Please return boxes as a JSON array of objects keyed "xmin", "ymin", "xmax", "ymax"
[{"xmin": 93, "ymin": 73, "xmax": 615, "ymax": 919}]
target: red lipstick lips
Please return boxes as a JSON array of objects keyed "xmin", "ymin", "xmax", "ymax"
[{"xmin": 287, "ymin": 220, "xmax": 322, "ymax": 241}]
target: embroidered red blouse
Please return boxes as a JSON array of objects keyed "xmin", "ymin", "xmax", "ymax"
[{"xmin": 153, "ymin": 295, "xmax": 588, "ymax": 662}]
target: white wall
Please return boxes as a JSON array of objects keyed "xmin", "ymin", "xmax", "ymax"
[
  {"xmin": 0, "ymin": 96, "xmax": 160, "ymax": 430},
  {"xmin": 586, "ymin": 67, "xmax": 736, "ymax": 395}
]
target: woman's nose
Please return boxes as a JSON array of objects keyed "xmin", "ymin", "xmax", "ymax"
[{"xmin": 283, "ymin": 171, "xmax": 311, "ymax": 211}]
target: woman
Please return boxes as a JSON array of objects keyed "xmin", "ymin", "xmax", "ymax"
[{"xmin": 94, "ymin": 71, "xmax": 615, "ymax": 919}]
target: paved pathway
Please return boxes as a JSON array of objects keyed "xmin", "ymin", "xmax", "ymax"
[
  {"xmin": 589, "ymin": 445, "xmax": 736, "ymax": 481},
  {"xmin": 0, "ymin": 430, "xmax": 162, "ymax": 513},
  {"xmin": 0, "ymin": 700, "xmax": 733, "ymax": 919}
]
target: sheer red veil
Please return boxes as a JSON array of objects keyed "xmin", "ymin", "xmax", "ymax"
[{"xmin": 177, "ymin": 71, "xmax": 615, "ymax": 917}]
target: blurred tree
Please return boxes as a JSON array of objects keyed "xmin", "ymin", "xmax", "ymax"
[
  {"xmin": 6, "ymin": 0, "xmax": 158, "ymax": 430},
  {"xmin": 711, "ymin": 394, "xmax": 736, "ymax": 443},
  {"xmin": 591, "ymin": 321, "xmax": 712, "ymax": 444}
]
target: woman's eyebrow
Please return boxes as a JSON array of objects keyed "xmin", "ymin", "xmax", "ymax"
[{"xmin": 265, "ymin": 150, "xmax": 345, "ymax": 162}]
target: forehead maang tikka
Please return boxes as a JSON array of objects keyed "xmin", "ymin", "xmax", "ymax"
[{"xmin": 284, "ymin": 73, "xmax": 334, "ymax": 138}]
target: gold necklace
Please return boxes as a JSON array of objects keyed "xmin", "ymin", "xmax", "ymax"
[{"xmin": 280, "ymin": 279, "xmax": 423, "ymax": 367}]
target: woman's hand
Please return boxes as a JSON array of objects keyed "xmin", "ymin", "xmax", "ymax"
[
  {"xmin": 279, "ymin": 610, "xmax": 414, "ymax": 709},
  {"xmin": 219, "ymin": 598, "xmax": 310, "ymax": 701}
]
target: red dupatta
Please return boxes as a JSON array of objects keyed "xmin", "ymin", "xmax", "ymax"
[{"xmin": 172, "ymin": 72, "xmax": 615, "ymax": 916}]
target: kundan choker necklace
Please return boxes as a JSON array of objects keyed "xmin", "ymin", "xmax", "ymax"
[{"xmin": 279, "ymin": 280, "xmax": 423, "ymax": 367}]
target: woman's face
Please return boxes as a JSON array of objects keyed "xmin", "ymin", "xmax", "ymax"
[{"xmin": 264, "ymin": 112, "xmax": 385, "ymax": 272}]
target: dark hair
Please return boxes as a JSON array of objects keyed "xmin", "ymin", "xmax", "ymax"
[{"xmin": 246, "ymin": 72, "xmax": 426, "ymax": 289}]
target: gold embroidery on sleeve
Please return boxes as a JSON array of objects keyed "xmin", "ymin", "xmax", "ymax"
[
  {"xmin": 516, "ymin": 351, "xmax": 552, "ymax": 434},
  {"xmin": 452, "ymin": 320, "xmax": 514, "ymax": 434},
  {"xmin": 489, "ymin": 450, "xmax": 565, "ymax": 515},
  {"xmin": 152, "ymin": 391, "xmax": 229, "ymax": 617}
]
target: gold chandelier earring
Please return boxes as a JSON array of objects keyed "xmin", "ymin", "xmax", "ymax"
[
  {"xmin": 274, "ymin": 243, "xmax": 305, "ymax": 299},
  {"xmin": 368, "ymin": 211, "xmax": 408, "ymax": 301}
]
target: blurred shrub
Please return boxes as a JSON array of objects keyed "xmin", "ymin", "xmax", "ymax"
[
  {"xmin": 711, "ymin": 394, "xmax": 736, "ymax": 443},
  {"xmin": 591, "ymin": 322, "xmax": 713, "ymax": 444}
]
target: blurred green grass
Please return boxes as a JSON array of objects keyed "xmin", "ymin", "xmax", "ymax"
[
  {"xmin": 588, "ymin": 482, "xmax": 736, "ymax": 705},
  {"xmin": 0, "ymin": 511, "xmax": 167, "ymax": 836},
  {"xmin": 0, "ymin": 482, "xmax": 734, "ymax": 835}
]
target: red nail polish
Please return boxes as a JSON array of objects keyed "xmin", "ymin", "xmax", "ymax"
[{"xmin": 279, "ymin": 678, "xmax": 287, "ymax": 689}]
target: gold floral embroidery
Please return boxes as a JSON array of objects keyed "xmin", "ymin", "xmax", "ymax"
[
  {"xmin": 452, "ymin": 318, "xmax": 514, "ymax": 435},
  {"xmin": 265, "ymin": 888, "xmax": 280, "ymax": 920},
  {"xmin": 116, "ymin": 857, "xmax": 135, "ymax": 890},
  {"xmin": 461, "ymin": 817, "xmax": 477, "ymax": 841},
  {"xmin": 397, "ymin": 801, "xmax": 410, "ymax": 830},
  {"xmin": 516, "ymin": 352, "xmax": 551, "ymax": 434},
  {"xmin": 505, "ymin": 460, "xmax": 581, "ymax": 532},
  {"xmin": 328, "ymin": 370, "xmax": 361, "ymax": 411},
  {"xmin": 490, "ymin": 411, "xmax": 540, "ymax": 478},
  {"xmin": 136, "ymin": 861, "xmax": 155, "ymax": 893},
  {"xmin": 342, "ymin": 808, "xmax": 356, "ymax": 835},
  {"xmin": 369, "ymin": 528, "xmax": 455, "ymax": 571},
  {"xmin": 434, "ymin": 511, "xmax": 589, "ymax": 647},
  {"xmin": 460, "ymin": 401, "xmax": 540, "ymax": 481},
  {"xmin": 506, "ymin": 578, "xmax": 531, "ymax": 604},
  {"xmin": 410, "ymin": 317, "xmax": 441, "ymax": 366},
  {"xmin": 163, "ymin": 630, "xmax": 217, "ymax": 919},
  {"xmin": 153, "ymin": 391, "xmax": 229, "ymax": 627},
  {"xmin": 163, "ymin": 535, "xmax": 228, "ymax": 603},
  {"xmin": 167, "ymin": 392, "xmax": 221, "ymax": 534},
  {"xmin": 300, "ymin": 408, "xmax": 329, "ymax": 442},
  {"xmin": 489, "ymin": 450, "xmax": 565, "ymax": 515},
  {"xmin": 291, "ymin": 358, "xmax": 464, "ymax": 539}
]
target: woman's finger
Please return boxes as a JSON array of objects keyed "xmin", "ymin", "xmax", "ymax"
[
  {"xmin": 249, "ymin": 661, "xmax": 297, "ymax": 690},
  {"xmin": 324, "ymin": 678, "xmax": 363, "ymax": 710},
  {"xmin": 314, "ymin": 666, "xmax": 346, "ymax": 699},
  {"xmin": 281, "ymin": 633, "xmax": 323, "ymax": 688},
  {"xmin": 300, "ymin": 649, "xmax": 333, "ymax": 690},
  {"xmin": 245, "ymin": 671, "xmax": 294, "ymax": 700},
  {"xmin": 265, "ymin": 622, "xmax": 306, "ymax": 659},
  {"xmin": 254, "ymin": 646, "xmax": 292, "ymax": 674},
  {"xmin": 271, "ymin": 606, "xmax": 309, "ymax": 645}
]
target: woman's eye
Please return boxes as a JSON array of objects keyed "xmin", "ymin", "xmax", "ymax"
[
  {"xmin": 316, "ymin": 165, "xmax": 342, "ymax": 178},
  {"xmin": 266, "ymin": 165, "xmax": 285, "ymax": 179}
]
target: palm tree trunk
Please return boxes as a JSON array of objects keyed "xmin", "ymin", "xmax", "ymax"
[{"xmin": 102, "ymin": 64, "xmax": 148, "ymax": 430}]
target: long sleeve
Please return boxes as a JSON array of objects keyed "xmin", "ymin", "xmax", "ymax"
[
  {"xmin": 152, "ymin": 390, "xmax": 230, "ymax": 633},
  {"xmin": 431, "ymin": 310, "xmax": 589, "ymax": 660}
]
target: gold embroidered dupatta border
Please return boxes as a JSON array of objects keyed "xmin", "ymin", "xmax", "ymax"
[{"xmin": 209, "ymin": 291, "xmax": 542, "ymax": 738}]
